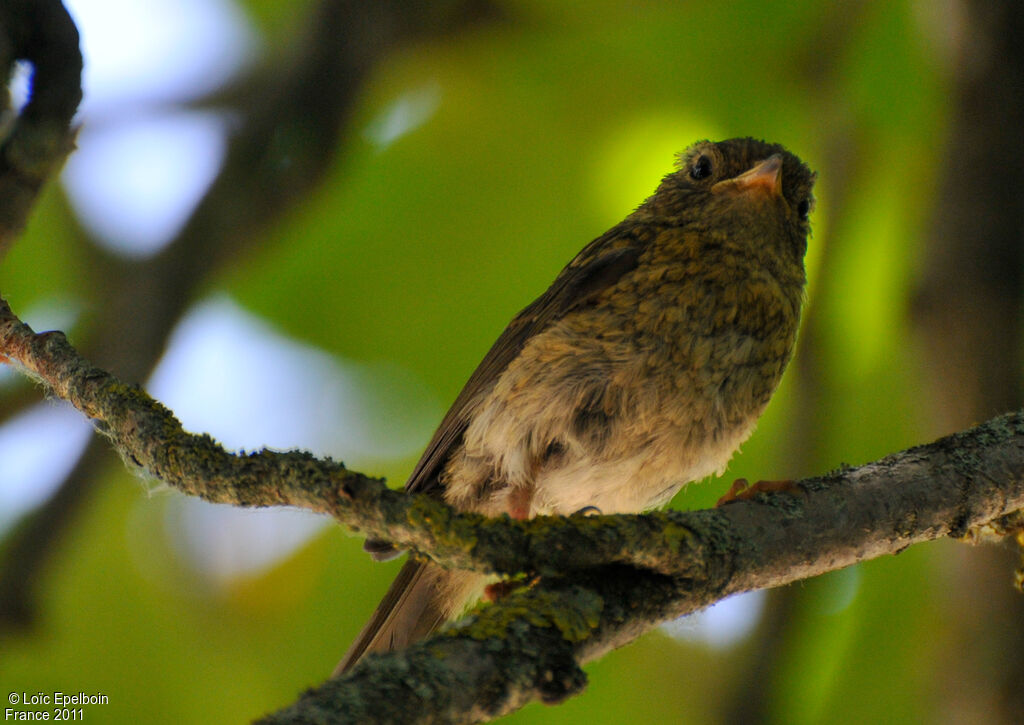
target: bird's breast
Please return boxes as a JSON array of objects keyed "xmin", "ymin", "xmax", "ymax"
[{"xmin": 445, "ymin": 245, "xmax": 803, "ymax": 517}]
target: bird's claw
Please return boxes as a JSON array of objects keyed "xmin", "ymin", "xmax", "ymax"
[{"xmin": 716, "ymin": 478, "xmax": 799, "ymax": 506}]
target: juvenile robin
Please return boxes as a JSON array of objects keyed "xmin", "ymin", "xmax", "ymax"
[{"xmin": 337, "ymin": 137, "xmax": 816, "ymax": 673}]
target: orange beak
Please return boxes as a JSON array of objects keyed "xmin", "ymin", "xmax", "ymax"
[{"xmin": 714, "ymin": 154, "xmax": 783, "ymax": 197}]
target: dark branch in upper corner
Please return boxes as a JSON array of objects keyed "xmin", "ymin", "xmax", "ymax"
[
  {"xmin": 0, "ymin": 0, "xmax": 82, "ymax": 255},
  {"xmin": 0, "ymin": 0, "xmax": 509, "ymax": 632}
]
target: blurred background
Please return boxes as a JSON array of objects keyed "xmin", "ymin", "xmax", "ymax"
[{"xmin": 2, "ymin": 0, "xmax": 1023, "ymax": 722}]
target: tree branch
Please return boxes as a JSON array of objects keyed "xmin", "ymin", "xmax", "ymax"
[
  {"xmin": 258, "ymin": 417, "xmax": 1024, "ymax": 723},
  {"xmin": 3, "ymin": 291, "xmax": 1024, "ymax": 583},
  {"xmin": 4, "ymin": 286, "xmax": 1024, "ymax": 722},
  {"xmin": 0, "ymin": 0, "xmax": 505, "ymax": 630},
  {"xmin": 0, "ymin": 0, "xmax": 82, "ymax": 255}
]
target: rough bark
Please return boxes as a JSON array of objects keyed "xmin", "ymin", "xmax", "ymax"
[{"xmin": 2, "ymin": 292, "xmax": 1024, "ymax": 722}]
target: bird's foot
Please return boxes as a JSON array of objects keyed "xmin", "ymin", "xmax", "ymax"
[{"xmin": 716, "ymin": 477, "xmax": 799, "ymax": 506}]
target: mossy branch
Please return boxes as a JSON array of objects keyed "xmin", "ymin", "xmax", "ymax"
[
  {"xmin": 3, "ymin": 294, "xmax": 1024, "ymax": 587},
  {"xmin": 4, "ymin": 292, "xmax": 1024, "ymax": 722}
]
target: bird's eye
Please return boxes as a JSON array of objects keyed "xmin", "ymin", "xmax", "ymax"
[
  {"xmin": 797, "ymin": 198, "xmax": 811, "ymax": 220},
  {"xmin": 690, "ymin": 155, "xmax": 712, "ymax": 181}
]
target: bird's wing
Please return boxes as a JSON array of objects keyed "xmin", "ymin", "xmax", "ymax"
[
  {"xmin": 343, "ymin": 225, "xmax": 647, "ymax": 673},
  {"xmin": 405, "ymin": 224, "xmax": 645, "ymax": 498}
]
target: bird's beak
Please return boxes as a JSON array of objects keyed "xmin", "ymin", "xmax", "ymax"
[{"xmin": 714, "ymin": 154, "xmax": 783, "ymax": 197}]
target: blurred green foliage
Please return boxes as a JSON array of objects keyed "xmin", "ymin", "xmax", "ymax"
[{"xmin": 2, "ymin": 1, "xmax": 976, "ymax": 723}]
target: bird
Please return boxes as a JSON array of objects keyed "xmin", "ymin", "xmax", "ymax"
[{"xmin": 336, "ymin": 137, "xmax": 816, "ymax": 674}]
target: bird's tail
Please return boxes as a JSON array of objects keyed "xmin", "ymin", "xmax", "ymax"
[{"xmin": 334, "ymin": 560, "xmax": 485, "ymax": 675}]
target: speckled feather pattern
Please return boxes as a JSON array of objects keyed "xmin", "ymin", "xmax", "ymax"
[{"xmin": 445, "ymin": 164, "xmax": 808, "ymax": 518}]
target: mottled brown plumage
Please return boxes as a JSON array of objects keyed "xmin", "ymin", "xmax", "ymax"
[{"xmin": 337, "ymin": 137, "xmax": 816, "ymax": 674}]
